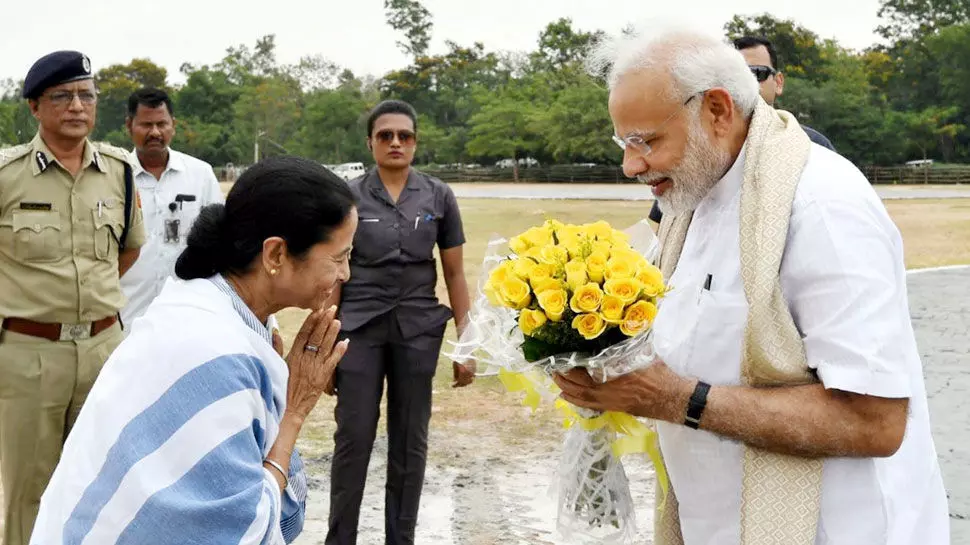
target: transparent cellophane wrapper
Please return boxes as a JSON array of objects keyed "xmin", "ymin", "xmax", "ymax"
[{"xmin": 446, "ymin": 220, "xmax": 662, "ymax": 544}]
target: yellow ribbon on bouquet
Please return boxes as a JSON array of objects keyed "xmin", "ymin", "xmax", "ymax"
[
  {"xmin": 497, "ymin": 368, "xmax": 670, "ymax": 509},
  {"xmin": 497, "ymin": 367, "xmax": 556, "ymax": 411},
  {"xmin": 554, "ymin": 398, "xmax": 670, "ymax": 509}
]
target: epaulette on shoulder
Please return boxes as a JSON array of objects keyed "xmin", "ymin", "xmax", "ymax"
[
  {"xmin": 0, "ymin": 143, "xmax": 32, "ymax": 170},
  {"xmin": 93, "ymin": 142, "xmax": 135, "ymax": 166}
]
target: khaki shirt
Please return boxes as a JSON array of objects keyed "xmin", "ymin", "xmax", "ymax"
[{"xmin": 0, "ymin": 133, "xmax": 146, "ymax": 323}]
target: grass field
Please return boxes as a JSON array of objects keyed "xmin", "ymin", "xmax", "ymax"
[{"xmin": 274, "ymin": 197, "xmax": 970, "ymax": 461}]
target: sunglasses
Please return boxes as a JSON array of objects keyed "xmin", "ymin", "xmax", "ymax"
[
  {"xmin": 374, "ymin": 129, "xmax": 415, "ymax": 145},
  {"xmin": 749, "ymin": 65, "xmax": 777, "ymax": 83}
]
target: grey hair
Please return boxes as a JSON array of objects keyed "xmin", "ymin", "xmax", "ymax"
[{"xmin": 585, "ymin": 23, "xmax": 760, "ymax": 117}]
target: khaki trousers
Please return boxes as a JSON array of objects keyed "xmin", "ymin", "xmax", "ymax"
[{"xmin": 0, "ymin": 322, "xmax": 122, "ymax": 545}]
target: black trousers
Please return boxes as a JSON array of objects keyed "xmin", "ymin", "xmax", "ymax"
[{"xmin": 325, "ymin": 313, "xmax": 444, "ymax": 545}]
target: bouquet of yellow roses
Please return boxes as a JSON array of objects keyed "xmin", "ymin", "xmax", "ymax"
[{"xmin": 448, "ymin": 218, "xmax": 667, "ymax": 544}]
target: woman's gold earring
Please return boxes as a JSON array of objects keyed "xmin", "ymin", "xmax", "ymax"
[{"xmin": 271, "ymin": 269, "xmax": 278, "ymax": 276}]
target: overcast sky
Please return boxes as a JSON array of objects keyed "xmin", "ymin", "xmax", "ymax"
[{"xmin": 1, "ymin": 0, "xmax": 886, "ymax": 85}]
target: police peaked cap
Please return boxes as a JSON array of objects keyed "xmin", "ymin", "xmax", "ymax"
[{"xmin": 22, "ymin": 50, "xmax": 93, "ymax": 99}]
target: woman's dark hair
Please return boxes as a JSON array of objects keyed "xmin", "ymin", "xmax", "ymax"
[
  {"xmin": 175, "ymin": 156, "xmax": 357, "ymax": 280},
  {"xmin": 366, "ymin": 99, "xmax": 418, "ymax": 137}
]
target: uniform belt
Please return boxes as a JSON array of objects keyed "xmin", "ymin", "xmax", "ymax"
[{"xmin": 1, "ymin": 315, "xmax": 119, "ymax": 342}]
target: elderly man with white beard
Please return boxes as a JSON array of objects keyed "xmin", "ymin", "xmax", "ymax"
[{"xmin": 553, "ymin": 25, "xmax": 950, "ymax": 545}]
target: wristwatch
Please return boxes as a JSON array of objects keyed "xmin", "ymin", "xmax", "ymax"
[{"xmin": 684, "ymin": 380, "xmax": 711, "ymax": 429}]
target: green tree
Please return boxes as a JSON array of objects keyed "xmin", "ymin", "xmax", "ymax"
[
  {"xmin": 0, "ymin": 91, "xmax": 35, "ymax": 146},
  {"xmin": 534, "ymin": 78, "xmax": 615, "ymax": 163},
  {"xmin": 778, "ymin": 50, "xmax": 909, "ymax": 165},
  {"xmin": 925, "ymin": 23, "xmax": 970, "ymax": 159},
  {"xmin": 465, "ymin": 83, "xmax": 543, "ymax": 181},
  {"xmin": 294, "ymin": 86, "xmax": 371, "ymax": 163},
  {"xmin": 900, "ymin": 106, "xmax": 965, "ymax": 161},
  {"xmin": 876, "ymin": 0, "xmax": 970, "ymax": 41},
  {"xmin": 288, "ymin": 54, "xmax": 342, "ymax": 92},
  {"xmin": 530, "ymin": 18, "xmax": 604, "ymax": 72},
  {"xmin": 93, "ymin": 59, "xmax": 170, "ymax": 142},
  {"xmin": 232, "ymin": 77, "xmax": 303, "ymax": 162},
  {"xmin": 724, "ymin": 14, "xmax": 827, "ymax": 80},
  {"xmin": 216, "ymin": 35, "xmax": 282, "ymax": 84},
  {"xmin": 384, "ymin": 0, "xmax": 434, "ymax": 58}
]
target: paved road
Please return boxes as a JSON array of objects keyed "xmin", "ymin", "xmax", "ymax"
[
  {"xmin": 908, "ymin": 266, "xmax": 970, "ymax": 542},
  {"xmin": 449, "ymin": 183, "xmax": 970, "ymax": 201}
]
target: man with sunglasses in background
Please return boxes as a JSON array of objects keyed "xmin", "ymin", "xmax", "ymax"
[
  {"xmin": 649, "ymin": 35, "xmax": 836, "ymax": 224},
  {"xmin": 0, "ymin": 50, "xmax": 146, "ymax": 545}
]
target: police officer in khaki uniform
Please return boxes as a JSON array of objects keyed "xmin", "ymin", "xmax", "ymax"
[{"xmin": 0, "ymin": 50, "xmax": 146, "ymax": 545}]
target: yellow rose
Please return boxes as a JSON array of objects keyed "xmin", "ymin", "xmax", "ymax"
[
  {"xmin": 585, "ymin": 252, "xmax": 608, "ymax": 283},
  {"xmin": 512, "ymin": 257, "xmax": 536, "ymax": 279},
  {"xmin": 585, "ymin": 220, "xmax": 614, "ymax": 240},
  {"xmin": 570, "ymin": 282, "xmax": 604, "ymax": 313},
  {"xmin": 531, "ymin": 277, "xmax": 563, "ymax": 294},
  {"xmin": 539, "ymin": 245, "xmax": 569, "ymax": 265},
  {"xmin": 527, "ymin": 262, "xmax": 556, "ymax": 288},
  {"xmin": 484, "ymin": 283, "xmax": 504, "ymax": 306},
  {"xmin": 509, "ymin": 235, "xmax": 531, "ymax": 255},
  {"xmin": 609, "ymin": 247, "xmax": 640, "ymax": 262},
  {"xmin": 485, "ymin": 261, "xmax": 515, "ymax": 305},
  {"xmin": 599, "ymin": 295, "xmax": 626, "ymax": 324},
  {"xmin": 537, "ymin": 288, "xmax": 568, "ymax": 321},
  {"xmin": 563, "ymin": 241, "xmax": 585, "ymax": 261},
  {"xmin": 591, "ymin": 240, "xmax": 613, "ymax": 257},
  {"xmin": 572, "ymin": 313, "xmax": 608, "ymax": 340},
  {"xmin": 620, "ymin": 300, "xmax": 659, "ymax": 336},
  {"xmin": 487, "ymin": 260, "xmax": 513, "ymax": 285},
  {"xmin": 558, "ymin": 224, "xmax": 583, "ymax": 240},
  {"xmin": 604, "ymin": 277, "xmax": 642, "ymax": 305},
  {"xmin": 523, "ymin": 246, "xmax": 544, "ymax": 261},
  {"xmin": 637, "ymin": 264, "xmax": 666, "ymax": 297},
  {"xmin": 605, "ymin": 256, "xmax": 638, "ymax": 280},
  {"xmin": 499, "ymin": 277, "xmax": 532, "ymax": 309},
  {"xmin": 523, "ymin": 226, "xmax": 553, "ymax": 247},
  {"xmin": 518, "ymin": 308, "xmax": 548, "ymax": 336},
  {"xmin": 544, "ymin": 219, "xmax": 565, "ymax": 231},
  {"xmin": 610, "ymin": 229, "xmax": 631, "ymax": 245},
  {"xmin": 563, "ymin": 260, "xmax": 588, "ymax": 290}
]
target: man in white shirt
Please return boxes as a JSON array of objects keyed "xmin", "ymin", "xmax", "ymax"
[
  {"xmin": 119, "ymin": 88, "xmax": 224, "ymax": 330},
  {"xmin": 555, "ymin": 25, "xmax": 949, "ymax": 544}
]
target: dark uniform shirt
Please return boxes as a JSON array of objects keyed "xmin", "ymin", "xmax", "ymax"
[
  {"xmin": 648, "ymin": 123, "xmax": 837, "ymax": 223},
  {"xmin": 340, "ymin": 168, "xmax": 465, "ymax": 338}
]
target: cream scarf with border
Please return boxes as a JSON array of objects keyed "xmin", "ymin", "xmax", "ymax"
[{"xmin": 653, "ymin": 100, "xmax": 823, "ymax": 545}]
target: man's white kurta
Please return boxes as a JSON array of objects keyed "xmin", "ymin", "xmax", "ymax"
[{"xmin": 652, "ymin": 143, "xmax": 950, "ymax": 545}]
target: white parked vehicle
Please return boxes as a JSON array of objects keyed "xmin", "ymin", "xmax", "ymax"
[{"xmin": 327, "ymin": 162, "xmax": 366, "ymax": 180}]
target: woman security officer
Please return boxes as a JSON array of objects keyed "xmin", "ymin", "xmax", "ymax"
[{"xmin": 325, "ymin": 99, "xmax": 474, "ymax": 545}]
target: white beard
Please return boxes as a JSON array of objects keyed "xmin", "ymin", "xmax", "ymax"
[{"xmin": 641, "ymin": 113, "xmax": 731, "ymax": 217}]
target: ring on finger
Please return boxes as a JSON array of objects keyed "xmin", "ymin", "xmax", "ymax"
[{"xmin": 305, "ymin": 344, "xmax": 320, "ymax": 353}]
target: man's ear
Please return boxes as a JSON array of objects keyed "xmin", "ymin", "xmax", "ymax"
[{"xmin": 703, "ymin": 88, "xmax": 737, "ymax": 138}]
